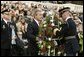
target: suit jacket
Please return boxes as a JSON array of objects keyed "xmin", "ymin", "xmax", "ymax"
[
  {"xmin": 27, "ymin": 19, "xmax": 39, "ymax": 55},
  {"xmin": 1, "ymin": 19, "xmax": 12, "ymax": 49},
  {"xmin": 27, "ymin": 19, "xmax": 39, "ymax": 45}
]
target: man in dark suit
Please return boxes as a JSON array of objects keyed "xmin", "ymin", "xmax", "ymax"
[
  {"xmin": 27, "ymin": 8, "xmax": 43, "ymax": 56},
  {"xmin": 1, "ymin": 9, "xmax": 12, "ymax": 56},
  {"xmin": 53, "ymin": 7, "xmax": 79, "ymax": 56}
]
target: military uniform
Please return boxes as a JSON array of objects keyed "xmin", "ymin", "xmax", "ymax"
[
  {"xmin": 56, "ymin": 7, "xmax": 79, "ymax": 56},
  {"xmin": 1, "ymin": 9, "xmax": 17, "ymax": 56},
  {"xmin": 1, "ymin": 18, "xmax": 12, "ymax": 56}
]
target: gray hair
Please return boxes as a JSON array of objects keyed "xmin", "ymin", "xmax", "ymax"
[{"xmin": 31, "ymin": 8, "xmax": 42, "ymax": 17}]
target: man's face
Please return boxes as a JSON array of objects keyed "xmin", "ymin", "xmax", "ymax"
[
  {"xmin": 61, "ymin": 11, "xmax": 70, "ymax": 21},
  {"xmin": 3, "ymin": 12, "xmax": 10, "ymax": 20},
  {"xmin": 35, "ymin": 11, "xmax": 43, "ymax": 21}
]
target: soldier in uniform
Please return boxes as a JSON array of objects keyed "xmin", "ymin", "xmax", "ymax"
[
  {"xmin": 1, "ymin": 9, "xmax": 18, "ymax": 56},
  {"xmin": 1, "ymin": 9, "xmax": 12, "ymax": 56},
  {"xmin": 53, "ymin": 7, "xmax": 79, "ymax": 56}
]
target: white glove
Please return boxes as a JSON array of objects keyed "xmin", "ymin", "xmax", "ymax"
[{"xmin": 53, "ymin": 28, "xmax": 60, "ymax": 35}]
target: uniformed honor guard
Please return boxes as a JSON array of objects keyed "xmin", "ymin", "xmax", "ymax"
[
  {"xmin": 53, "ymin": 7, "xmax": 79, "ymax": 56},
  {"xmin": 1, "ymin": 9, "xmax": 12, "ymax": 56}
]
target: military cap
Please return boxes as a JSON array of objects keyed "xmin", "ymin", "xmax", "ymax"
[
  {"xmin": 59, "ymin": 7, "xmax": 70, "ymax": 17},
  {"xmin": 1, "ymin": 9, "xmax": 10, "ymax": 14}
]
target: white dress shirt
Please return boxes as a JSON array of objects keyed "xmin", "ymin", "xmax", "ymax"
[
  {"xmin": 3, "ymin": 19, "xmax": 8, "ymax": 24},
  {"xmin": 11, "ymin": 26, "xmax": 16, "ymax": 44},
  {"xmin": 65, "ymin": 16, "xmax": 72, "ymax": 22},
  {"xmin": 34, "ymin": 19, "xmax": 39, "ymax": 26}
]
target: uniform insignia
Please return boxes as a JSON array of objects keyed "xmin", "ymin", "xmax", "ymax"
[
  {"xmin": 10, "ymin": 25, "xmax": 15, "ymax": 29},
  {"xmin": 2, "ymin": 25, "xmax": 5, "ymax": 29}
]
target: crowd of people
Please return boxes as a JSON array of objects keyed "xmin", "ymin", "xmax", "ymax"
[{"xmin": 1, "ymin": 1, "xmax": 83, "ymax": 56}]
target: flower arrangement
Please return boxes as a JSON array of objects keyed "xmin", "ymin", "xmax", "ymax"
[
  {"xmin": 36, "ymin": 13, "xmax": 63, "ymax": 56},
  {"xmin": 36, "ymin": 14, "xmax": 59, "ymax": 55},
  {"xmin": 78, "ymin": 32, "xmax": 83, "ymax": 53}
]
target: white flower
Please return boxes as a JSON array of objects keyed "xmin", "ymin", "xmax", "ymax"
[
  {"xmin": 43, "ymin": 21, "xmax": 46, "ymax": 24},
  {"xmin": 47, "ymin": 45, "xmax": 51, "ymax": 49},
  {"xmin": 39, "ymin": 40, "xmax": 42, "ymax": 44},
  {"xmin": 51, "ymin": 23, "xmax": 55, "ymax": 26},
  {"xmin": 41, "ymin": 45, "xmax": 43, "ymax": 48},
  {"xmin": 50, "ymin": 19, "xmax": 54, "ymax": 22},
  {"xmin": 51, "ymin": 50, "xmax": 54, "ymax": 53},
  {"xmin": 48, "ymin": 38, "xmax": 51, "ymax": 41},
  {"xmin": 43, "ymin": 24, "xmax": 47, "ymax": 27},
  {"xmin": 41, "ymin": 53, "xmax": 44, "ymax": 55},
  {"xmin": 64, "ymin": 53, "xmax": 66, "ymax": 56},
  {"xmin": 54, "ymin": 40, "xmax": 58, "ymax": 46},
  {"xmin": 57, "ymin": 51, "xmax": 61, "ymax": 55}
]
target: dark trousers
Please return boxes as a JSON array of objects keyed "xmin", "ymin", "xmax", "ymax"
[
  {"xmin": 64, "ymin": 38, "xmax": 79, "ymax": 56},
  {"xmin": 11, "ymin": 44, "xmax": 18, "ymax": 56},
  {"xmin": 28, "ymin": 43, "xmax": 39, "ymax": 56},
  {"xmin": 1, "ymin": 49, "xmax": 11, "ymax": 56},
  {"xmin": 11, "ymin": 44, "xmax": 24, "ymax": 56}
]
